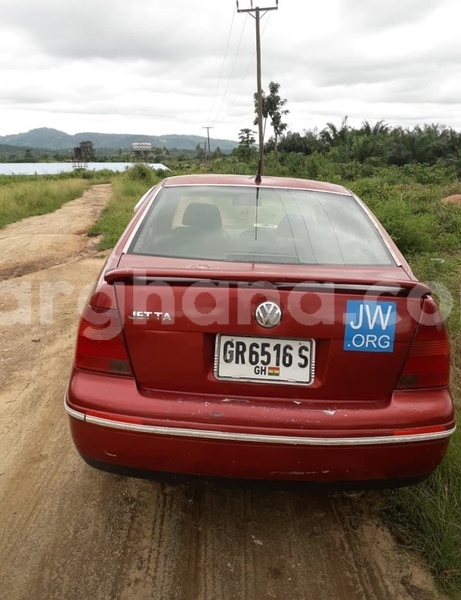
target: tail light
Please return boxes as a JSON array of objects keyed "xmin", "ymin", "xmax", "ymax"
[
  {"xmin": 398, "ymin": 297, "xmax": 450, "ymax": 389},
  {"xmin": 75, "ymin": 305, "xmax": 133, "ymax": 376}
]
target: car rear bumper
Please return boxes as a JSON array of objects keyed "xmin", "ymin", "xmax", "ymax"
[
  {"xmin": 68, "ymin": 414, "xmax": 452, "ymax": 483},
  {"xmin": 66, "ymin": 370, "xmax": 455, "ymax": 483}
]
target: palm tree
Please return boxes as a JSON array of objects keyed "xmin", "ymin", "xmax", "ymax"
[{"xmin": 320, "ymin": 117, "xmax": 352, "ymax": 160}]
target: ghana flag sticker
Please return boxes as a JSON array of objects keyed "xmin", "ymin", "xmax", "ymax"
[{"xmin": 268, "ymin": 366, "xmax": 280, "ymax": 376}]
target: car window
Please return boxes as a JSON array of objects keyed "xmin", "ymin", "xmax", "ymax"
[{"xmin": 129, "ymin": 185, "xmax": 394, "ymax": 266}]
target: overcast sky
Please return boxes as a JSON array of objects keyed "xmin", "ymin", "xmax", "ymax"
[{"xmin": 1, "ymin": 0, "xmax": 461, "ymax": 141}]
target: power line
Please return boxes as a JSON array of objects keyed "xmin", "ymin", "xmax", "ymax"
[
  {"xmin": 215, "ymin": 56, "xmax": 254, "ymax": 124},
  {"xmin": 216, "ymin": 12, "xmax": 272, "ymax": 125},
  {"xmin": 205, "ymin": 6, "xmax": 236, "ymax": 125},
  {"xmin": 212, "ymin": 16, "xmax": 248, "ymax": 124}
]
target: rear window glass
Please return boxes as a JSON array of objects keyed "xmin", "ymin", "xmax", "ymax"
[{"xmin": 129, "ymin": 185, "xmax": 394, "ymax": 266}]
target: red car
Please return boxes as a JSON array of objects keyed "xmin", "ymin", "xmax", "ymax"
[{"xmin": 65, "ymin": 174, "xmax": 455, "ymax": 485}]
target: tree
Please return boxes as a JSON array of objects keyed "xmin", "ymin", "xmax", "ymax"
[
  {"xmin": 238, "ymin": 128, "xmax": 256, "ymax": 146},
  {"xmin": 211, "ymin": 146, "xmax": 223, "ymax": 159},
  {"xmin": 360, "ymin": 120, "xmax": 389, "ymax": 136},
  {"xmin": 320, "ymin": 116, "xmax": 353, "ymax": 160},
  {"xmin": 233, "ymin": 128, "xmax": 257, "ymax": 161},
  {"xmin": 23, "ymin": 149, "xmax": 34, "ymax": 162},
  {"xmin": 254, "ymin": 81, "xmax": 289, "ymax": 150},
  {"xmin": 195, "ymin": 143, "xmax": 205, "ymax": 160},
  {"xmin": 78, "ymin": 140, "xmax": 96, "ymax": 162}
]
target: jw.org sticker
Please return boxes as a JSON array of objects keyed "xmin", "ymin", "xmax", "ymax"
[{"xmin": 344, "ymin": 300, "xmax": 397, "ymax": 353}]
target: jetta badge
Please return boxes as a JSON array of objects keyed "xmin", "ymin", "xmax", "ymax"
[
  {"xmin": 255, "ymin": 302, "xmax": 282, "ymax": 328},
  {"xmin": 128, "ymin": 311, "xmax": 172, "ymax": 322}
]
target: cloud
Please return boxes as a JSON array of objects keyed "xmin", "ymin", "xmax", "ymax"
[
  {"xmin": 0, "ymin": 0, "xmax": 460, "ymax": 138},
  {"xmin": 339, "ymin": 0, "xmax": 447, "ymax": 32},
  {"xmin": 1, "ymin": 0, "xmax": 239, "ymax": 61}
]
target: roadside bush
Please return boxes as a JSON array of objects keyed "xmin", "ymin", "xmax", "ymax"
[
  {"xmin": 350, "ymin": 179, "xmax": 461, "ymax": 256},
  {"xmin": 124, "ymin": 163, "xmax": 159, "ymax": 184},
  {"xmin": 374, "ymin": 200, "xmax": 440, "ymax": 254},
  {"xmin": 400, "ymin": 162, "xmax": 458, "ymax": 185}
]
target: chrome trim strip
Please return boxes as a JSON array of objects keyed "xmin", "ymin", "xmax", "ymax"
[
  {"xmin": 64, "ymin": 403, "xmax": 455, "ymax": 446},
  {"xmin": 133, "ymin": 186, "xmax": 156, "ymax": 213},
  {"xmin": 64, "ymin": 402, "xmax": 86, "ymax": 421},
  {"xmin": 64, "ymin": 391, "xmax": 85, "ymax": 421}
]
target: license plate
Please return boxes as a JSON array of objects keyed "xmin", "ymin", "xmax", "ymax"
[{"xmin": 214, "ymin": 335, "xmax": 315, "ymax": 385}]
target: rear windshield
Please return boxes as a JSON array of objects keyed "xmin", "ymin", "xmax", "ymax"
[{"xmin": 129, "ymin": 185, "xmax": 394, "ymax": 266}]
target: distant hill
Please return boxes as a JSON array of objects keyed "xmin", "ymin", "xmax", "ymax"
[
  {"xmin": 0, "ymin": 143, "xmax": 27, "ymax": 152},
  {"xmin": 0, "ymin": 128, "xmax": 238, "ymax": 153}
]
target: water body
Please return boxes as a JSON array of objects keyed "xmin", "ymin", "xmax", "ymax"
[{"xmin": 0, "ymin": 162, "xmax": 169, "ymax": 176}]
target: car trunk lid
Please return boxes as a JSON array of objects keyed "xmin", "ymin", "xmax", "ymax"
[{"xmin": 108, "ymin": 256, "xmax": 427, "ymax": 402}]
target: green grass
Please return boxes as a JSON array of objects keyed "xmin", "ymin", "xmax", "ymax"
[
  {"xmin": 350, "ymin": 179, "xmax": 461, "ymax": 255},
  {"xmin": 383, "ymin": 431, "xmax": 461, "ymax": 597},
  {"xmin": 0, "ymin": 168, "xmax": 116, "ymax": 229},
  {"xmin": 0, "ymin": 178, "xmax": 95, "ymax": 229},
  {"xmin": 88, "ymin": 165, "xmax": 165, "ymax": 249}
]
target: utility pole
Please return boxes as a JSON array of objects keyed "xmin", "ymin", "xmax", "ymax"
[
  {"xmin": 202, "ymin": 125, "xmax": 213, "ymax": 158},
  {"xmin": 236, "ymin": 0, "xmax": 278, "ymax": 182}
]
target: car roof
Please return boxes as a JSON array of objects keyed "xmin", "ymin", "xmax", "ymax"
[{"xmin": 162, "ymin": 174, "xmax": 351, "ymax": 195}]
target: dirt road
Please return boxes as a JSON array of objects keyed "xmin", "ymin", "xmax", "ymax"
[{"xmin": 0, "ymin": 185, "xmax": 441, "ymax": 600}]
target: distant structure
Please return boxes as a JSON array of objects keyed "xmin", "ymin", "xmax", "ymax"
[
  {"xmin": 131, "ymin": 142, "xmax": 153, "ymax": 163},
  {"xmin": 72, "ymin": 146, "xmax": 87, "ymax": 170},
  {"xmin": 150, "ymin": 163, "xmax": 171, "ymax": 171}
]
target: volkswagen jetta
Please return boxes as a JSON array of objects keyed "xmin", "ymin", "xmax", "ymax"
[{"xmin": 65, "ymin": 174, "xmax": 455, "ymax": 485}]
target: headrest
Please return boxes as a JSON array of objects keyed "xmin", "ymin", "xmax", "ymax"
[
  {"xmin": 182, "ymin": 202, "xmax": 222, "ymax": 230},
  {"xmin": 277, "ymin": 214, "xmax": 307, "ymax": 237}
]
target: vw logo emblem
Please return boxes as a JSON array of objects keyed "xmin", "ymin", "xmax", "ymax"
[{"xmin": 255, "ymin": 302, "xmax": 282, "ymax": 328}]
